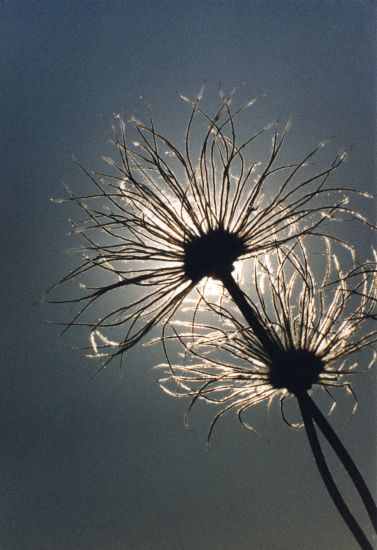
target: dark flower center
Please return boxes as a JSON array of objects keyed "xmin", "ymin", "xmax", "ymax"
[
  {"xmin": 183, "ymin": 228, "xmax": 247, "ymax": 283},
  {"xmin": 269, "ymin": 348, "xmax": 324, "ymax": 395}
]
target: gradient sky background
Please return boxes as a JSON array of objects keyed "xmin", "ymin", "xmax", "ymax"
[{"xmin": 1, "ymin": 1, "xmax": 376, "ymax": 549}]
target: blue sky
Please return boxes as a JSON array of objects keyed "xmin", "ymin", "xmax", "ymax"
[{"xmin": 1, "ymin": 1, "xmax": 376, "ymax": 549}]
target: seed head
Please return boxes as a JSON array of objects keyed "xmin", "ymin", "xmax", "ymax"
[
  {"xmin": 183, "ymin": 228, "xmax": 247, "ymax": 283},
  {"xmin": 51, "ymin": 92, "xmax": 363, "ymax": 367},
  {"xmin": 159, "ymin": 240, "xmax": 377, "ymax": 438}
]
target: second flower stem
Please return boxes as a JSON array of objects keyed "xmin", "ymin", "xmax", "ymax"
[
  {"xmin": 302, "ymin": 391, "xmax": 377, "ymax": 532},
  {"xmin": 298, "ymin": 393, "xmax": 373, "ymax": 550}
]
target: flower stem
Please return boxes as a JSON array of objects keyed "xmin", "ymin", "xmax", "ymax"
[
  {"xmin": 221, "ymin": 273, "xmax": 277, "ymax": 353},
  {"xmin": 298, "ymin": 392, "xmax": 374, "ymax": 550},
  {"xmin": 301, "ymin": 392, "xmax": 377, "ymax": 533}
]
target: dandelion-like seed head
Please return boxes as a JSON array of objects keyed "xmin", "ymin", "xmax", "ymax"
[
  {"xmin": 268, "ymin": 348, "xmax": 324, "ymax": 395},
  {"xmin": 51, "ymin": 90, "xmax": 364, "ymax": 366},
  {"xmin": 159, "ymin": 240, "xmax": 376, "ymax": 437},
  {"xmin": 183, "ymin": 228, "xmax": 247, "ymax": 283}
]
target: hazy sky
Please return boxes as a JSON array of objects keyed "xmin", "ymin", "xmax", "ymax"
[{"xmin": 1, "ymin": 1, "xmax": 376, "ymax": 549}]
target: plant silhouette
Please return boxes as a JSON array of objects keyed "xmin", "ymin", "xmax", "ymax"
[
  {"xmin": 51, "ymin": 91, "xmax": 362, "ymax": 365},
  {"xmin": 53, "ymin": 92, "xmax": 376, "ymax": 548}
]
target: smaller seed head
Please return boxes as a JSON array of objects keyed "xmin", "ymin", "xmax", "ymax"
[{"xmin": 269, "ymin": 348, "xmax": 324, "ymax": 395}]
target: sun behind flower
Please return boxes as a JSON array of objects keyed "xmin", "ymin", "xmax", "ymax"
[{"xmin": 52, "ymin": 91, "xmax": 363, "ymax": 366}]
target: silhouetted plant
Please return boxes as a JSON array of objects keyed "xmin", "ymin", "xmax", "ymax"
[
  {"xmin": 52, "ymin": 92, "xmax": 376, "ymax": 548},
  {"xmin": 159, "ymin": 240, "xmax": 377, "ymax": 548},
  {"xmin": 51, "ymin": 92, "xmax": 363, "ymax": 366}
]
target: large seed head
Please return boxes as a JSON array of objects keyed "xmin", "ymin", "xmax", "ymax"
[{"xmin": 183, "ymin": 228, "xmax": 247, "ymax": 283}]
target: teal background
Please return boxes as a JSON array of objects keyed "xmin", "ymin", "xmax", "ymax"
[{"xmin": 1, "ymin": 1, "xmax": 375, "ymax": 548}]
